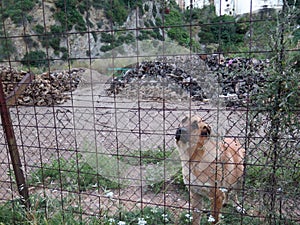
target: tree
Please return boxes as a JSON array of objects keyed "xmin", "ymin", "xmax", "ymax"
[
  {"xmin": 21, "ymin": 51, "xmax": 48, "ymax": 67},
  {"xmin": 198, "ymin": 15, "xmax": 248, "ymax": 51}
]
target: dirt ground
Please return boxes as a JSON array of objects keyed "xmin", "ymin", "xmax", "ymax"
[{"xmin": 0, "ymin": 69, "xmax": 249, "ymax": 217}]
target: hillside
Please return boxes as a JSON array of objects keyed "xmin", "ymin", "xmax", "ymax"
[
  {"xmin": 0, "ymin": 0, "xmax": 299, "ymax": 70},
  {"xmin": 0, "ymin": 0, "xmax": 191, "ymax": 66}
]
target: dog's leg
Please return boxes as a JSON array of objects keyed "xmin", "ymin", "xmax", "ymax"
[
  {"xmin": 190, "ymin": 191, "xmax": 203, "ymax": 225},
  {"xmin": 209, "ymin": 188, "xmax": 225, "ymax": 224}
]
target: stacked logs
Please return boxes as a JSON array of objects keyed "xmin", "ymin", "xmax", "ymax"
[
  {"xmin": 0, "ymin": 66, "xmax": 27, "ymax": 96},
  {"xmin": 0, "ymin": 66, "xmax": 83, "ymax": 106}
]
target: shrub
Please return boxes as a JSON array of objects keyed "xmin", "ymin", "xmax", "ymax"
[
  {"xmin": 101, "ymin": 32, "xmax": 115, "ymax": 43},
  {"xmin": 0, "ymin": 38, "xmax": 16, "ymax": 60},
  {"xmin": 34, "ymin": 24, "xmax": 45, "ymax": 34},
  {"xmin": 21, "ymin": 50, "xmax": 48, "ymax": 67},
  {"xmin": 54, "ymin": 0, "xmax": 86, "ymax": 31},
  {"xmin": 2, "ymin": 0, "xmax": 36, "ymax": 24}
]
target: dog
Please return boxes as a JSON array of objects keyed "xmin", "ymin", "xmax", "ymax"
[{"xmin": 175, "ymin": 115, "xmax": 245, "ymax": 224}]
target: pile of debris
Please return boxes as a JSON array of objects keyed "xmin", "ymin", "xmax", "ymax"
[
  {"xmin": 204, "ymin": 55, "xmax": 268, "ymax": 106},
  {"xmin": 106, "ymin": 57, "xmax": 207, "ymax": 102},
  {"xmin": 106, "ymin": 54, "xmax": 269, "ymax": 106},
  {"xmin": 0, "ymin": 66, "xmax": 83, "ymax": 106}
]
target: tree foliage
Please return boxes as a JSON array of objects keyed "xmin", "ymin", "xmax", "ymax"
[
  {"xmin": 1, "ymin": 0, "xmax": 36, "ymax": 24},
  {"xmin": 21, "ymin": 50, "xmax": 48, "ymax": 67},
  {"xmin": 198, "ymin": 15, "xmax": 248, "ymax": 51}
]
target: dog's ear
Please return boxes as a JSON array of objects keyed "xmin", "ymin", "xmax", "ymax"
[{"xmin": 201, "ymin": 125, "xmax": 211, "ymax": 137}]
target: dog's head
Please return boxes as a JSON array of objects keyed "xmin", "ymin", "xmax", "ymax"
[{"xmin": 175, "ymin": 115, "xmax": 211, "ymax": 147}]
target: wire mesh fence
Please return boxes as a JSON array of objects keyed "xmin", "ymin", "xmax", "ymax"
[{"xmin": 0, "ymin": 0, "xmax": 299, "ymax": 224}]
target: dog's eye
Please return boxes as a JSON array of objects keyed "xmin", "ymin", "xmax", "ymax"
[{"xmin": 191, "ymin": 121, "xmax": 198, "ymax": 129}]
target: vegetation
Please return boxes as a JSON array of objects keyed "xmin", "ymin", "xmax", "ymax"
[
  {"xmin": 247, "ymin": 3, "xmax": 300, "ymax": 224},
  {"xmin": 119, "ymin": 148, "xmax": 173, "ymax": 165},
  {"xmin": 0, "ymin": 0, "xmax": 37, "ymax": 24},
  {"xmin": 164, "ymin": 3, "xmax": 191, "ymax": 48},
  {"xmin": 21, "ymin": 50, "xmax": 48, "ymax": 67},
  {"xmin": 54, "ymin": 0, "xmax": 86, "ymax": 32},
  {"xmin": 0, "ymin": 194, "xmax": 100, "ymax": 225},
  {"xmin": 0, "ymin": 195, "xmax": 266, "ymax": 225},
  {"xmin": 29, "ymin": 156, "xmax": 119, "ymax": 191},
  {"xmin": 102, "ymin": 0, "xmax": 143, "ymax": 25},
  {"xmin": 100, "ymin": 32, "xmax": 135, "ymax": 52},
  {"xmin": 0, "ymin": 37, "xmax": 15, "ymax": 61},
  {"xmin": 198, "ymin": 15, "xmax": 248, "ymax": 51}
]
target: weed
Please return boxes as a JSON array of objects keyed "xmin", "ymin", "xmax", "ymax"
[
  {"xmin": 29, "ymin": 156, "xmax": 119, "ymax": 191},
  {"xmin": 119, "ymin": 148, "xmax": 174, "ymax": 166}
]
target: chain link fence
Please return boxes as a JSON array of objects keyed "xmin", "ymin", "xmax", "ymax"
[{"xmin": 0, "ymin": 0, "xmax": 299, "ymax": 224}]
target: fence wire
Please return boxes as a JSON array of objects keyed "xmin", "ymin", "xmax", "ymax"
[{"xmin": 0, "ymin": 0, "xmax": 299, "ymax": 225}]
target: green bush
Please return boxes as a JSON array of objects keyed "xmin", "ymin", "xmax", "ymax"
[
  {"xmin": 34, "ymin": 24, "xmax": 45, "ymax": 34},
  {"xmin": 1, "ymin": 0, "xmax": 36, "ymax": 24},
  {"xmin": 101, "ymin": 32, "xmax": 115, "ymax": 43},
  {"xmin": 21, "ymin": 50, "xmax": 48, "ymax": 67},
  {"xmin": 0, "ymin": 38, "xmax": 15, "ymax": 60},
  {"xmin": 100, "ymin": 45, "xmax": 114, "ymax": 52},
  {"xmin": 54, "ymin": 0, "xmax": 86, "ymax": 31},
  {"xmin": 247, "ymin": 5, "xmax": 300, "ymax": 223},
  {"xmin": 103, "ymin": 0, "xmax": 128, "ymax": 25},
  {"xmin": 198, "ymin": 15, "xmax": 248, "ymax": 51}
]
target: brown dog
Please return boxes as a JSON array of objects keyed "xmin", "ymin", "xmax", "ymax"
[{"xmin": 175, "ymin": 115, "xmax": 245, "ymax": 224}]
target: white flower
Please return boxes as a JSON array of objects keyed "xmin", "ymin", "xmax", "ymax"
[
  {"xmin": 219, "ymin": 188, "xmax": 228, "ymax": 193},
  {"xmin": 118, "ymin": 221, "xmax": 126, "ymax": 225},
  {"xmin": 162, "ymin": 214, "xmax": 169, "ymax": 222},
  {"xmin": 185, "ymin": 213, "xmax": 193, "ymax": 222},
  {"xmin": 108, "ymin": 218, "xmax": 115, "ymax": 225},
  {"xmin": 208, "ymin": 215, "xmax": 215, "ymax": 223},
  {"xmin": 150, "ymin": 207, "xmax": 158, "ymax": 213},
  {"xmin": 137, "ymin": 217, "xmax": 147, "ymax": 225},
  {"xmin": 105, "ymin": 191, "xmax": 114, "ymax": 198},
  {"xmin": 236, "ymin": 205, "xmax": 246, "ymax": 214}
]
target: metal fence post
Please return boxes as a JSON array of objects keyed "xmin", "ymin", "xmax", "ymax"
[{"xmin": 0, "ymin": 75, "xmax": 30, "ymax": 209}]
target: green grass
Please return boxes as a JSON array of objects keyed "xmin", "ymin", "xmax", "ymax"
[
  {"xmin": 119, "ymin": 148, "xmax": 174, "ymax": 166},
  {"xmin": 29, "ymin": 157, "xmax": 119, "ymax": 191},
  {"xmin": 1, "ymin": 196, "xmax": 296, "ymax": 225},
  {"xmin": 0, "ymin": 195, "xmax": 100, "ymax": 225}
]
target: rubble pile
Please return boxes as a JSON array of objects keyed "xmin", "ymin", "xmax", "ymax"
[
  {"xmin": 0, "ymin": 66, "xmax": 83, "ymax": 106},
  {"xmin": 106, "ymin": 56, "xmax": 208, "ymax": 102},
  {"xmin": 205, "ymin": 55, "xmax": 267, "ymax": 105},
  {"xmin": 106, "ymin": 55, "xmax": 268, "ymax": 106}
]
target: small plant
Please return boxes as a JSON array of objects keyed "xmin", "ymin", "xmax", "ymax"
[
  {"xmin": 103, "ymin": 206, "xmax": 175, "ymax": 225},
  {"xmin": 119, "ymin": 148, "xmax": 173, "ymax": 166},
  {"xmin": 0, "ymin": 194, "xmax": 100, "ymax": 225},
  {"xmin": 29, "ymin": 156, "xmax": 119, "ymax": 191}
]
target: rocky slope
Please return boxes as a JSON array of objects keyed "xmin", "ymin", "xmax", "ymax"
[{"xmin": 1, "ymin": 0, "xmax": 165, "ymax": 63}]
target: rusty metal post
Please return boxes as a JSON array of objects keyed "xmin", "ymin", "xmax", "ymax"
[{"xmin": 0, "ymin": 76, "xmax": 30, "ymax": 209}]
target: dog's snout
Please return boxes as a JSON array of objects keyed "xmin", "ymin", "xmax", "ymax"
[{"xmin": 175, "ymin": 127, "xmax": 188, "ymax": 143}]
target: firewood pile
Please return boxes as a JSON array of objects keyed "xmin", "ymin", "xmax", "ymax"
[{"xmin": 0, "ymin": 66, "xmax": 83, "ymax": 106}]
